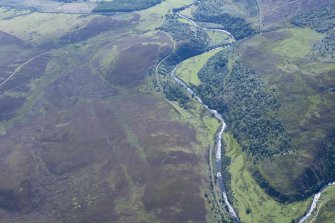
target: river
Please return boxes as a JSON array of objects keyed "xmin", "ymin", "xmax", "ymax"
[
  {"xmin": 172, "ymin": 8, "xmax": 239, "ymax": 221},
  {"xmin": 171, "ymin": 67, "xmax": 239, "ymax": 221},
  {"xmin": 176, "ymin": 12, "xmax": 235, "ymax": 40},
  {"xmin": 173, "ymin": 8, "xmax": 334, "ymax": 223}
]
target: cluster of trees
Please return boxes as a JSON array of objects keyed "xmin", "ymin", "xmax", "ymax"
[
  {"xmin": 192, "ymin": 0, "xmax": 256, "ymax": 40},
  {"xmin": 195, "ymin": 52, "xmax": 292, "ymax": 159},
  {"xmin": 158, "ymin": 15, "xmax": 210, "ymax": 73},
  {"xmin": 92, "ymin": 0, "xmax": 162, "ymax": 13},
  {"xmin": 325, "ymin": 135, "xmax": 335, "ymax": 180},
  {"xmin": 310, "ymin": 32, "xmax": 335, "ymax": 62},
  {"xmin": 193, "ymin": 13, "xmax": 256, "ymax": 40},
  {"xmin": 163, "ymin": 81, "xmax": 190, "ymax": 108},
  {"xmin": 160, "ymin": 14, "xmax": 209, "ymax": 53},
  {"xmin": 318, "ymin": 132, "xmax": 335, "ymax": 181},
  {"xmin": 291, "ymin": 6, "xmax": 335, "ymax": 33},
  {"xmin": 220, "ymin": 142, "xmax": 233, "ymax": 203},
  {"xmin": 171, "ymin": 4, "xmax": 193, "ymax": 13}
]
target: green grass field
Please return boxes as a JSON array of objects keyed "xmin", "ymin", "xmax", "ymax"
[
  {"xmin": 176, "ymin": 47, "xmax": 224, "ymax": 86},
  {"xmin": 0, "ymin": 10, "xmax": 94, "ymax": 44},
  {"xmin": 177, "ymin": 17, "xmax": 193, "ymax": 25},
  {"xmin": 179, "ymin": 5, "xmax": 195, "ymax": 18},
  {"xmin": 207, "ymin": 30, "xmax": 233, "ymax": 45},
  {"xmin": 271, "ymin": 28, "xmax": 324, "ymax": 58},
  {"xmin": 136, "ymin": 0, "xmax": 193, "ymax": 31}
]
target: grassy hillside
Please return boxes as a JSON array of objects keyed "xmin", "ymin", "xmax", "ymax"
[{"xmin": 175, "ymin": 48, "xmax": 224, "ymax": 86}]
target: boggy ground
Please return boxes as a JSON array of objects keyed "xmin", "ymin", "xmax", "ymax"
[{"xmin": 0, "ymin": 1, "xmax": 217, "ymax": 222}]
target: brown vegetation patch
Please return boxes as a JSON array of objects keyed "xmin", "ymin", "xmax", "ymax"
[
  {"xmin": 143, "ymin": 169, "xmax": 206, "ymax": 223},
  {"xmin": 55, "ymin": 15, "xmax": 139, "ymax": 46},
  {"xmin": 0, "ymin": 141, "xmax": 37, "ymax": 213},
  {"xmin": 146, "ymin": 150, "xmax": 198, "ymax": 166},
  {"xmin": 46, "ymin": 66, "xmax": 118, "ymax": 109},
  {"xmin": 0, "ymin": 101, "xmax": 133, "ymax": 221},
  {"xmin": 111, "ymin": 94, "xmax": 196, "ymax": 149},
  {"xmin": 0, "ymin": 90, "xmax": 206, "ymax": 222},
  {"xmin": 262, "ymin": 29, "xmax": 291, "ymax": 42},
  {"xmin": 0, "ymin": 43, "xmax": 34, "ymax": 85},
  {"xmin": 134, "ymin": 117, "xmax": 196, "ymax": 149},
  {"xmin": 0, "ymin": 31, "xmax": 29, "ymax": 47},
  {"xmin": 115, "ymin": 31, "xmax": 173, "ymax": 51},
  {"xmin": 0, "ymin": 96, "xmax": 26, "ymax": 121},
  {"xmin": 238, "ymin": 44, "xmax": 282, "ymax": 76},
  {"xmin": 0, "ymin": 181, "xmax": 35, "ymax": 213},
  {"xmin": 0, "ymin": 55, "xmax": 49, "ymax": 92},
  {"xmin": 38, "ymin": 102, "xmax": 122, "ymax": 175},
  {"xmin": 108, "ymin": 43, "xmax": 171, "ymax": 88}
]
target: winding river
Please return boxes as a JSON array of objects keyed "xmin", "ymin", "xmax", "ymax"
[
  {"xmin": 170, "ymin": 10, "xmax": 238, "ymax": 222},
  {"xmin": 172, "ymin": 9, "xmax": 334, "ymax": 223},
  {"xmin": 171, "ymin": 68, "xmax": 239, "ymax": 221},
  {"xmin": 171, "ymin": 9, "xmax": 239, "ymax": 221}
]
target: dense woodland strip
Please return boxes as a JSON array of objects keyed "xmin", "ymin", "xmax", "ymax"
[
  {"xmin": 195, "ymin": 52, "xmax": 292, "ymax": 159},
  {"xmin": 92, "ymin": 0, "xmax": 162, "ymax": 13},
  {"xmin": 319, "ymin": 132, "xmax": 335, "ymax": 181},
  {"xmin": 159, "ymin": 14, "xmax": 210, "ymax": 65},
  {"xmin": 163, "ymin": 80, "xmax": 190, "ymax": 108},
  {"xmin": 291, "ymin": 6, "xmax": 335, "ymax": 33}
]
